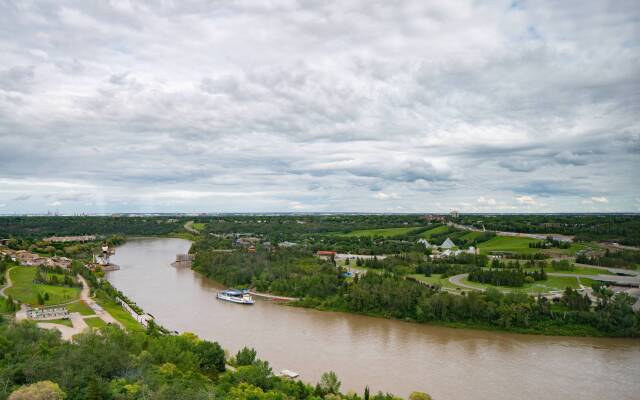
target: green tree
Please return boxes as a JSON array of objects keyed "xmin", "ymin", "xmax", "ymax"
[
  {"xmin": 409, "ymin": 392, "xmax": 432, "ymax": 400},
  {"xmin": 9, "ymin": 381, "xmax": 66, "ymax": 400},
  {"xmin": 235, "ymin": 346, "xmax": 257, "ymax": 366},
  {"xmin": 319, "ymin": 371, "xmax": 341, "ymax": 394},
  {"xmin": 37, "ymin": 293, "xmax": 45, "ymax": 305},
  {"xmin": 196, "ymin": 340, "xmax": 226, "ymax": 373}
]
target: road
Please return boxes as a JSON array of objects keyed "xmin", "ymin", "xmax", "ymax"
[
  {"xmin": 77, "ymin": 274, "xmax": 124, "ymax": 329},
  {"xmin": 448, "ymin": 222, "xmax": 575, "ymax": 242}
]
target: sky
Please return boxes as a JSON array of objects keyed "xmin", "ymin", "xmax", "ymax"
[{"xmin": 0, "ymin": 0, "xmax": 639, "ymax": 214}]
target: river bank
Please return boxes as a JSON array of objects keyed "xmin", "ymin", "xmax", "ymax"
[{"xmin": 105, "ymin": 237, "xmax": 640, "ymax": 400}]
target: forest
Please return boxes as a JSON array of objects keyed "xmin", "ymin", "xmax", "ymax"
[
  {"xmin": 0, "ymin": 216, "xmax": 184, "ymax": 238},
  {"xmin": 0, "ymin": 321, "xmax": 410, "ymax": 400},
  {"xmin": 192, "ymin": 245, "xmax": 640, "ymax": 337}
]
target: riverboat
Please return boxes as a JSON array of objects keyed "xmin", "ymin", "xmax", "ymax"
[{"xmin": 216, "ymin": 289, "xmax": 255, "ymax": 305}]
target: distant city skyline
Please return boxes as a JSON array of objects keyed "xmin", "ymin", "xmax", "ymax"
[{"xmin": 1, "ymin": 1, "xmax": 638, "ymax": 213}]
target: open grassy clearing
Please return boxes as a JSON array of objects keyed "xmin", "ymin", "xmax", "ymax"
[
  {"xmin": 419, "ymin": 225, "xmax": 450, "ymax": 239},
  {"xmin": 192, "ymin": 222, "xmax": 206, "ymax": 231},
  {"xmin": 340, "ymin": 226, "xmax": 423, "ymax": 237},
  {"xmin": 459, "ymin": 231, "xmax": 484, "ymax": 241},
  {"xmin": 477, "ymin": 236, "xmax": 542, "ymax": 254},
  {"xmin": 5, "ymin": 267, "xmax": 80, "ymax": 306},
  {"xmin": 459, "ymin": 275, "xmax": 586, "ymax": 294},
  {"xmin": 84, "ymin": 316, "xmax": 108, "ymax": 329},
  {"xmin": 66, "ymin": 300, "xmax": 95, "ymax": 315},
  {"xmin": 94, "ymin": 290, "xmax": 144, "ymax": 332}
]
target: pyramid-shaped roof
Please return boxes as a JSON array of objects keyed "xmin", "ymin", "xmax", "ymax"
[{"xmin": 440, "ymin": 238, "xmax": 455, "ymax": 249}]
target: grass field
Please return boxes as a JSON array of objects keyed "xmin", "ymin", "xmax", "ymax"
[
  {"xmin": 459, "ymin": 231, "xmax": 483, "ymax": 241},
  {"xmin": 419, "ymin": 225, "xmax": 450, "ymax": 239},
  {"xmin": 192, "ymin": 222, "xmax": 206, "ymax": 231},
  {"xmin": 66, "ymin": 300, "xmax": 95, "ymax": 315},
  {"xmin": 477, "ymin": 236, "xmax": 541, "ymax": 254},
  {"xmin": 94, "ymin": 291, "xmax": 144, "ymax": 332},
  {"xmin": 84, "ymin": 316, "xmax": 108, "ymax": 329},
  {"xmin": 340, "ymin": 227, "xmax": 422, "ymax": 237},
  {"xmin": 460, "ymin": 275, "xmax": 584, "ymax": 294},
  {"xmin": 408, "ymin": 273, "xmax": 462, "ymax": 290},
  {"xmin": 5, "ymin": 267, "xmax": 81, "ymax": 306},
  {"xmin": 45, "ymin": 318, "xmax": 73, "ymax": 327}
]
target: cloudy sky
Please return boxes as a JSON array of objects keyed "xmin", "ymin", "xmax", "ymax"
[{"xmin": 1, "ymin": 1, "xmax": 638, "ymax": 214}]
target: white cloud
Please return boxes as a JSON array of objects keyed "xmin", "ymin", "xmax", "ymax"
[
  {"xmin": 373, "ymin": 192, "xmax": 400, "ymax": 200},
  {"xmin": 516, "ymin": 195, "xmax": 537, "ymax": 205},
  {"xmin": 591, "ymin": 196, "xmax": 609, "ymax": 204},
  {"xmin": 0, "ymin": 1, "xmax": 638, "ymax": 213},
  {"xmin": 477, "ymin": 196, "xmax": 497, "ymax": 205}
]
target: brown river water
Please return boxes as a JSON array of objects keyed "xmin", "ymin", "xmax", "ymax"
[{"xmin": 106, "ymin": 238, "xmax": 640, "ymax": 400}]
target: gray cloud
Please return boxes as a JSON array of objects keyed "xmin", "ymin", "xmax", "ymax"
[{"xmin": 0, "ymin": 1, "xmax": 638, "ymax": 213}]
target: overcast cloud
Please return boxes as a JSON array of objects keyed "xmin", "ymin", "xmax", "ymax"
[{"xmin": 0, "ymin": 0, "xmax": 638, "ymax": 214}]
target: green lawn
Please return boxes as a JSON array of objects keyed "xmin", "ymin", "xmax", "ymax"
[
  {"xmin": 45, "ymin": 318, "xmax": 73, "ymax": 327},
  {"xmin": 5, "ymin": 267, "xmax": 81, "ymax": 306},
  {"xmin": 340, "ymin": 227, "xmax": 422, "ymax": 237},
  {"xmin": 548, "ymin": 265, "xmax": 613, "ymax": 276},
  {"xmin": 419, "ymin": 225, "xmax": 450, "ymax": 239},
  {"xmin": 191, "ymin": 222, "xmax": 206, "ymax": 231},
  {"xmin": 459, "ymin": 231, "xmax": 483, "ymax": 241},
  {"xmin": 460, "ymin": 275, "xmax": 584, "ymax": 294},
  {"xmin": 477, "ymin": 236, "xmax": 542, "ymax": 254},
  {"xmin": 94, "ymin": 291, "xmax": 144, "ymax": 332},
  {"xmin": 84, "ymin": 317, "xmax": 108, "ymax": 329},
  {"xmin": 66, "ymin": 300, "xmax": 95, "ymax": 315},
  {"xmin": 408, "ymin": 274, "xmax": 462, "ymax": 290}
]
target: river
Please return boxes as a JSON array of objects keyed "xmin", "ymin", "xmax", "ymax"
[{"xmin": 106, "ymin": 238, "xmax": 640, "ymax": 400}]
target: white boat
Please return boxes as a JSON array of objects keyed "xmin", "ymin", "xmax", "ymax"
[
  {"xmin": 280, "ymin": 369, "xmax": 300, "ymax": 379},
  {"xmin": 216, "ymin": 289, "xmax": 255, "ymax": 305}
]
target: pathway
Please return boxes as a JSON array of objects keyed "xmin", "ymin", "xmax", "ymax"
[
  {"xmin": 184, "ymin": 220, "xmax": 199, "ymax": 234},
  {"xmin": 248, "ymin": 290, "xmax": 300, "ymax": 302},
  {"xmin": 448, "ymin": 274, "xmax": 482, "ymax": 291},
  {"xmin": 0, "ymin": 266, "xmax": 16, "ymax": 298},
  {"xmin": 77, "ymin": 274, "xmax": 124, "ymax": 329},
  {"xmin": 37, "ymin": 312, "xmax": 89, "ymax": 341}
]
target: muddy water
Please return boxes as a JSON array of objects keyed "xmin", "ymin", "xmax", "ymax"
[{"xmin": 107, "ymin": 238, "xmax": 640, "ymax": 400}]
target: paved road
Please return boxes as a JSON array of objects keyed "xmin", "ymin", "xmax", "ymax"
[
  {"xmin": 77, "ymin": 274, "xmax": 124, "ymax": 329},
  {"xmin": 448, "ymin": 222, "xmax": 575, "ymax": 242},
  {"xmin": 448, "ymin": 274, "xmax": 482, "ymax": 291},
  {"xmin": 38, "ymin": 312, "xmax": 89, "ymax": 341}
]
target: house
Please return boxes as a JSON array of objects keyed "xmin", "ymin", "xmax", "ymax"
[
  {"xmin": 440, "ymin": 238, "xmax": 456, "ymax": 249},
  {"xmin": 417, "ymin": 238, "xmax": 431, "ymax": 248},
  {"xmin": 316, "ymin": 250, "xmax": 337, "ymax": 260},
  {"xmin": 43, "ymin": 235, "xmax": 96, "ymax": 243},
  {"xmin": 423, "ymin": 214, "xmax": 447, "ymax": 223},
  {"xmin": 247, "ymin": 245, "xmax": 257, "ymax": 253},
  {"xmin": 278, "ymin": 241, "xmax": 298, "ymax": 248}
]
